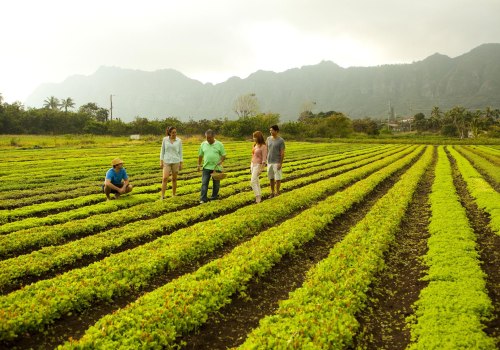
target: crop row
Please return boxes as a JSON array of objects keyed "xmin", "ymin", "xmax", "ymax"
[
  {"xmin": 0, "ymin": 144, "xmax": 399, "ymax": 233},
  {"xmin": 0, "ymin": 145, "xmax": 401, "ymax": 261},
  {"xmin": 454, "ymin": 146, "xmax": 500, "ymax": 185},
  {"xmin": 0, "ymin": 142, "xmax": 339, "ymax": 191},
  {"xmin": 0, "ymin": 146, "xmax": 415, "ymax": 295},
  {"xmin": 407, "ymin": 147, "xmax": 495, "ymax": 349},
  {"xmin": 0, "ymin": 143, "xmax": 377, "ymax": 197},
  {"xmin": 0, "ymin": 146, "xmax": 422, "ymax": 341},
  {"xmin": 238, "ymin": 146, "xmax": 433, "ymax": 349},
  {"xmin": 468, "ymin": 145, "xmax": 500, "ymax": 164},
  {"xmin": 58, "ymin": 146, "xmax": 428, "ymax": 349},
  {"xmin": 449, "ymin": 146, "xmax": 500, "ymax": 236}
]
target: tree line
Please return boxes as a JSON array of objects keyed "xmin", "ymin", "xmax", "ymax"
[{"xmin": 0, "ymin": 93, "xmax": 499, "ymax": 139}]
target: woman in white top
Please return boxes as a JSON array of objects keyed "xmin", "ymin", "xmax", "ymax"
[{"xmin": 160, "ymin": 126, "xmax": 183, "ymax": 199}]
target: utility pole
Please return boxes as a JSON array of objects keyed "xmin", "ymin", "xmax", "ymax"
[{"xmin": 110, "ymin": 94, "xmax": 114, "ymax": 121}]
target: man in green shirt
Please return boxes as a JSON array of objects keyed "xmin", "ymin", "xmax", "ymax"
[{"xmin": 197, "ymin": 129, "xmax": 226, "ymax": 203}]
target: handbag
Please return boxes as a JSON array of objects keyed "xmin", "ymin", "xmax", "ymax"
[{"xmin": 211, "ymin": 165, "xmax": 227, "ymax": 180}]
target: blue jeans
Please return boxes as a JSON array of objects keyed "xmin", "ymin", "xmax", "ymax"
[{"xmin": 200, "ymin": 168, "xmax": 221, "ymax": 202}]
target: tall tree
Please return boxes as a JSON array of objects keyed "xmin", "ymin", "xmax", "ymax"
[
  {"xmin": 233, "ymin": 93, "xmax": 259, "ymax": 118},
  {"xmin": 60, "ymin": 97, "xmax": 75, "ymax": 112},
  {"xmin": 429, "ymin": 106, "xmax": 442, "ymax": 132},
  {"xmin": 43, "ymin": 96, "xmax": 60, "ymax": 110}
]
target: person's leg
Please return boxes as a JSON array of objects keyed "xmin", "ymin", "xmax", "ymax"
[
  {"xmin": 161, "ymin": 166, "xmax": 170, "ymax": 199},
  {"xmin": 124, "ymin": 184, "xmax": 133, "ymax": 194},
  {"xmin": 275, "ymin": 166, "xmax": 283, "ymax": 195},
  {"xmin": 171, "ymin": 163, "xmax": 179, "ymax": 196},
  {"xmin": 267, "ymin": 163, "xmax": 276, "ymax": 197},
  {"xmin": 250, "ymin": 164, "xmax": 261, "ymax": 202},
  {"xmin": 211, "ymin": 175, "xmax": 221, "ymax": 200},
  {"xmin": 171, "ymin": 172, "xmax": 177, "ymax": 196},
  {"xmin": 200, "ymin": 169, "xmax": 211, "ymax": 202},
  {"xmin": 104, "ymin": 184, "xmax": 113, "ymax": 200}
]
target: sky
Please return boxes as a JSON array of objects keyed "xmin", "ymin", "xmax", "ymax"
[{"xmin": 1, "ymin": 0, "xmax": 499, "ymax": 104}]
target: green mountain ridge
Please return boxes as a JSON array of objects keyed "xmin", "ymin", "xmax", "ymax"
[{"xmin": 25, "ymin": 43, "xmax": 500, "ymax": 121}]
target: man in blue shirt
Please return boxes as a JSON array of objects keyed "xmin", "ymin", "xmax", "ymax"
[{"xmin": 103, "ymin": 158, "xmax": 133, "ymax": 200}]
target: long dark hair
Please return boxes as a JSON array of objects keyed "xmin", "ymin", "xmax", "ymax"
[{"xmin": 253, "ymin": 131, "xmax": 265, "ymax": 146}]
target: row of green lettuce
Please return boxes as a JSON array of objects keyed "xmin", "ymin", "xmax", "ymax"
[
  {"xmin": 58, "ymin": 148, "xmax": 429, "ymax": 349},
  {"xmin": 0, "ymin": 146, "xmax": 409, "ymax": 292},
  {"xmin": 0, "ymin": 142, "xmax": 338, "ymax": 192},
  {"xmin": 455, "ymin": 146, "xmax": 500, "ymax": 185},
  {"xmin": 406, "ymin": 146, "xmax": 495, "ymax": 349},
  {"xmin": 0, "ymin": 144, "xmax": 380, "ymax": 209},
  {"xmin": 449, "ymin": 146, "xmax": 500, "ymax": 236},
  {"xmin": 0, "ymin": 146, "xmax": 421, "ymax": 341},
  {"xmin": 0, "ymin": 144, "xmax": 382, "ymax": 220},
  {"xmin": 236, "ymin": 147, "xmax": 433, "ymax": 349},
  {"xmin": 0, "ymin": 144, "xmax": 391, "ymax": 231}
]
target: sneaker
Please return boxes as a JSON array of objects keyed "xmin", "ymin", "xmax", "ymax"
[{"xmin": 200, "ymin": 200, "xmax": 207, "ymax": 204}]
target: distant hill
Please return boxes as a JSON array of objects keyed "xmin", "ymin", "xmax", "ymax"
[{"xmin": 25, "ymin": 43, "xmax": 500, "ymax": 122}]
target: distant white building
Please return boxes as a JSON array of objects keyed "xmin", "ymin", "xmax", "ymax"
[{"xmin": 129, "ymin": 134, "xmax": 141, "ymax": 140}]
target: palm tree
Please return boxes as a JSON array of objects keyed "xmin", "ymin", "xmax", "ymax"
[
  {"xmin": 43, "ymin": 96, "xmax": 61, "ymax": 110},
  {"xmin": 429, "ymin": 106, "xmax": 442, "ymax": 132},
  {"xmin": 60, "ymin": 97, "xmax": 75, "ymax": 112}
]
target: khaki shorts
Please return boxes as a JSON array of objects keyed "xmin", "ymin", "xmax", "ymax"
[
  {"xmin": 164, "ymin": 163, "xmax": 180, "ymax": 173},
  {"xmin": 267, "ymin": 163, "xmax": 283, "ymax": 180}
]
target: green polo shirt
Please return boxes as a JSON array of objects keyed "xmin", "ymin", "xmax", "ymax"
[{"xmin": 198, "ymin": 140, "xmax": 226, "ymax": 170}]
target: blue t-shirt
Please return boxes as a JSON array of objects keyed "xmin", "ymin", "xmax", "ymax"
[{"xmin": 105, "ymin": 168, "xmax": 128, "ymax": 185}]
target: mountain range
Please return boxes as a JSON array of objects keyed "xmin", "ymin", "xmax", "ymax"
[{"xmin": 25, "ymin": 43, "xmax": 500, "ymax": 122}]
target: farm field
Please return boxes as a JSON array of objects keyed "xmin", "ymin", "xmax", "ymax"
[{"xmin": 0, "ymin": 140, "xmax": 499, "ymax": 349}]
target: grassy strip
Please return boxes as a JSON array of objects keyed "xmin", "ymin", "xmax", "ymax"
[
  {"xmin": 449, "ymin": 146, "xmax": 500, "ymax": 236},
  {"xmin": 59, "ymin": 147, "xmax": 425, "ymax": 349},
  {"xmin": 456, "ymin": 146, "xmax": 500, "ymax": 184},
  {"xmin": 0, "ymin": 147, "xmax": 420, "ymax": 341},
  {"xmin": 238, "ymin": 147, "xmax": 433, "ymax": 349},
  {"xmin": 407, "ymin": 146, "xmax": 495, "ymax": 349}
]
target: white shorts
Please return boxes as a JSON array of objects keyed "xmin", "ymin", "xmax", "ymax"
[{"xmin": 267, "ymin": 163, "xmax": 283, "ymax": 180}]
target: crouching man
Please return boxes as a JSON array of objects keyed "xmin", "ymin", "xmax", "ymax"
[{"xmin": 103, "ymin": 158, "xmax": 133, "ymax": 200}]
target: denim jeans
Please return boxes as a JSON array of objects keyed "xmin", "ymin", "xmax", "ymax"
[{"xmin": 200, "ymin": 168, "xmax": 220, "ymax": 202}]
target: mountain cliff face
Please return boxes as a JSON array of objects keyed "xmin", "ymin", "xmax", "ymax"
[{"xmin": 25, "ymin": 43, "xmax": 500, "ymax": 121}]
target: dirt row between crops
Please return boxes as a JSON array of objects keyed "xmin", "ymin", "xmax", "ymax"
[
  {"xmin": 449, "ymin": 149, "xmax": 500, "ymax": 344},
  {"xmin": 177, "ymin": 152, "xmax": 421, "ymax": 349},
  {"xmin": 352, "ymin": 146, "xmax": 436, "ymax": 349},
  {"xmin": 5, "ymin": 150, "xmax": 420, "ymax": 350}
]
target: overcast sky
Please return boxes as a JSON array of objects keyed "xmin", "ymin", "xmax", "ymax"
[{"xmin": 1, "ymin": 0, "xmax": 499, "ymax": 104}]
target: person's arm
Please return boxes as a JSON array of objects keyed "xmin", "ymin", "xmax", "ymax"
[
  {"xmin": 105, "ymin": 179, "xmax": 123, "ymax": 192},
  {"xmin": 218, "ymin": 143, "xmax": 226, "ymax": 166},
  {"xmin": 120, "ymin": 179, "xmax": 130, "ymax": 193},
  {"xmin": 179, "ymin": 140, "xmax": 183, "ymax": 170},
  {"xmin": 160, "ymin": 138, "xmax": 165, "ymax": 168},
  {"xmin": 197, "ymin": 155, "xmax": 203, "ymax": 171},
  {"xmin": 278, "ymin": 144, "xmax": 285, "ymax": 170},
  {"xmin": 217, "ymin": 155, "xmax": 226, "ymax": 166},
  {"xmin": 261, "ymin": 145, "xmax": 268, "ymax": 171}
]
